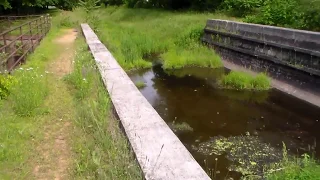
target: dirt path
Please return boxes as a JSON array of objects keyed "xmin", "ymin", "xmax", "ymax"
[{"xmin": 32, "ymin": 29, "xmax": 77, "ymax": 180}]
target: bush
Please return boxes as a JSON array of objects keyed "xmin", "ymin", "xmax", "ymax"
[
  {"xmin": 297, "ymin": 0, "xmax": 320, "ymax": 31},
  {"xmin": 245, "ymin": 0, "xmax": 299, "ymax": 27},
  {"xmin": 243, "ymin": 0, "xmax": 320, "ymax": 31},
  {"xmin": 223, "ymin": 0, "xmax": 263, "ymax": 17}
]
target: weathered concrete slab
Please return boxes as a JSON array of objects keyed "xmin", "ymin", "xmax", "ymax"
[
  {"xmin": 81, "ymin": 24, "xmax": 210, "ymax": 180},
  {"xmin": 206, "ymin": 19, "xmax": 320, "ymax": 52}
]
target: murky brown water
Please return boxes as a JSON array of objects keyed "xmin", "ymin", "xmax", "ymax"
[{"xmin": 129, "ymin": 65, "xmax": 320, "ymax": 179}]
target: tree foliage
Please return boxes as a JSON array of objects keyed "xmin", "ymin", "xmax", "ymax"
[{"xmin": 0, "ymin": 0, "xmax": 79, "ymax": 12}]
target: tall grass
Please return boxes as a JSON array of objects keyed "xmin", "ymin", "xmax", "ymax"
[
  {"xmin": 267, "ymin": 154, "xmax": 320, "ymax": 180},
  {"xmin": 84, "ymin": 6, "xmax": 237, "ymax": 70},
  {"xmin": 10, "ymin": 68, "xmax": 48, "ymax": 116},
  {"xmin": 68, "ymin": 38, "xmax": 142, "ymax": 179},
  {"xmin": 221, "ymin": 71, "xmax": 271, "ymax": 90}
]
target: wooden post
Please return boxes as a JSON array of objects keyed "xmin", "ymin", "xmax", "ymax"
[
  {"xmin": 19, "ymin": 26, "xmax": 23, "ymax": 44},
  {"xmin": 40, "ymin": 16, "xmax": 43, "ymax": 40},
  {"xmin": 29, "ymin": 22, "xmax": 34, "ymax": 52},
  {"xmin": 1, "ymin": 34, "xmax": 7, "ymax": 70},
  {"xmin": 36, "ymin": 18, "xmax": 39, "ymax": 43},
  {"xmin": 3, "ymin": 34, "xmax": 7, "ymax": 55},
  {"xmin": 46, "ymin": 15, "xmax": 50, "ymax": 34}
]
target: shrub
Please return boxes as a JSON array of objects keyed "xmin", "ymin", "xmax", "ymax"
[
  {"xmin": 222, "ymin": 0, "xmax": 263, "ymax": 17},
  {"xmin": 297, "ymin": 0, "xmax": 320, "ymax": 31},
  {"xmin": 245, "ymin": 0, "xmax": 299, "ymax": 27}
]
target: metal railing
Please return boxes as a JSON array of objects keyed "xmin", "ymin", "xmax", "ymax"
[{"xmin": 0, "ymin": 14, "xmax": 51, "ymax": 72}]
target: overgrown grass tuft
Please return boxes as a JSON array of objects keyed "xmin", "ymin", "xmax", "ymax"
[
  {"xmin": 221, "ymin": 71, "xmax": 271, "ymax": 90},
  {"xmin": 68, "ymin": 38, "xmax": 142, "ymax": 179}
]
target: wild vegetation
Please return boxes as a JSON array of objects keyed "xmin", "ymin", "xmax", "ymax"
[
  {"xmin": 0, "ymin": 10, "xmax": 141, "ymax": 179},
  {"xmin": 0, "ymin": 26, "xmax": 62, "ymax": 179},
  {"xmin": 267, "ymin": 151, "xmax": 320, "ymax": 180}
]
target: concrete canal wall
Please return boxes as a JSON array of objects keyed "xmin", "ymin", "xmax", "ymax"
[
  {"xmin": 202, "ymin": 19, "xmax": 320, "ymax": 107},
  {"xmin": 81, "ymin": 24, "xmax": 210, "ymax": 180}
]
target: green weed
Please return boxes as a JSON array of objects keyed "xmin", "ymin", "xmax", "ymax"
[
  {"xmin": 267, "ymin": 144, "xmax": 320, "ymax": 180},
  {"xmin": 221, "ymin": 71, "xmax": 271, "ymax": 90}
]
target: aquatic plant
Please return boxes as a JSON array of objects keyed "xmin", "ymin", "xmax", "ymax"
[{"xmin": 196, "ymin": 135, "xmax": 283, "ymax": 177}]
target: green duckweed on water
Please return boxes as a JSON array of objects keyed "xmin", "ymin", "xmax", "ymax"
[{"xmin": 196, "ymin": 135, "xmax": 283, "ymax": 177}]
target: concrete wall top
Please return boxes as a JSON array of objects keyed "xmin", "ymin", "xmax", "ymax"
[
  {"xmin": 206, "ymin": 19, "xmax": 320, "ymax": 52},
  {"xmin": 81, "ymin": 24, "xmax": 210, "ymax": 180}
]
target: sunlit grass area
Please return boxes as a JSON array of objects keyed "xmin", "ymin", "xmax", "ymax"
[{"xmin": 89, "ymin": 6, "xmax": 237, "ymax": 70}]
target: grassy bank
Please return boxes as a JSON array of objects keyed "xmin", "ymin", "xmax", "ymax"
[
  {"xmin": 85, "ymin": 6, "xmax": 237, "ymax": 70},
  {"xmin": 67, "ymin": 37, "xmax": 142, "ymax": 179}
]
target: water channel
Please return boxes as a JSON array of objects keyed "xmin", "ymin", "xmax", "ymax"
[{"xmin": 129, "ymin": 64, "xmax": 320, "ymax": 179}]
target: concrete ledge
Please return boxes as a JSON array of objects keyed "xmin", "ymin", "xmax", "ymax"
[
  {"xmin": 206, "ymin": 19, "xmax": 320, "ymax": 52},
  {"xmin": 81, "ymin": 24, "xmax": 210, "ymax": 180}
]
